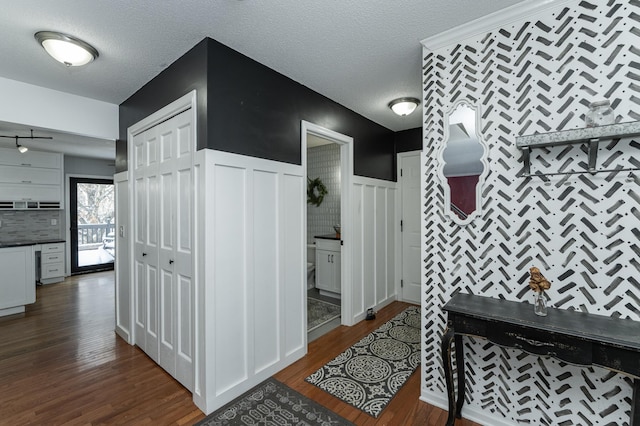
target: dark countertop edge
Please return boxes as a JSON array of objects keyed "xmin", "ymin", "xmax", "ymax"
[
  {"xmin": 0, "ymin": 239, "xmax": 66, "ymax": 248},
  {"xmin": 314, "ymin": 234, "xmax": 341, "ymax": 240}
]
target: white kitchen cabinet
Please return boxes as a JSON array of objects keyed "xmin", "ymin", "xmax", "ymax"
[
  {"xmin": 0, "ymin": 147, "xmax": 63, "ymax": 208},
  {"xmin": 315, "ymin": 238, "xmax": 341, "ymax": 296},
  {"xmin": 0, "ymin": 148, "xmax": 62, "ymax": 169},
  {"xmin": 40, "ymin": 243, "xmax": 65, "ymax": 284},
  {"xmin": 131, "ymin": 107, "xmax": 194, "ymax": 392},
  {"xmin": 0, "ymin": 246, "xmax": 36, "ymax": 317},
  {"xmin": 0, "ymin": 165, "xmax": 61, "ymax": 184},
  {"xmin": 0, "ymin": 184, "xmax": 63, "ymax": 203}
]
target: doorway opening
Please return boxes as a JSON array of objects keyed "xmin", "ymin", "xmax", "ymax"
[
  {"xmin": 69, "ymin": 177, "xmax": 115, "ymax": 274},
  {"xmin": 302, "ymin": 121, "xmax": 353, "ymax": 342}
]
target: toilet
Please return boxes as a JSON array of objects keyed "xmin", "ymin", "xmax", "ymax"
[{"xmin": 306, "ymin": 243, "xmax": 316, "ymax": 289}]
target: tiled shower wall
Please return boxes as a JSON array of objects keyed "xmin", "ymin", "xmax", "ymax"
[
  {"xmin": 307, "ymin": 143, "xmax": 341, "ymax": 243},
  {"xmin": 422, "ymin": 1, "xmax": 640, "ymax": 425},
  {"xmin": 0, "ymin": 210, "xmax": 62, "ymax": 242}
]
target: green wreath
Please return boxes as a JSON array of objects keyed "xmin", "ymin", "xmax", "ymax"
[{"xmin": 307, "ymin": 177, "xmax": 328, "ymax": 207}]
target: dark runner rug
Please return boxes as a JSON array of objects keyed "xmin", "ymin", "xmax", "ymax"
[
  {"xmin": 305, "ymin": 306, "xmax": 421, "ymax": 418},
  {"xmin": 194, "ymin": 377, "xmax": 353, "ymax": 426},
  {"xmin": 308, "ymin": 298, "xmax": 341, "ymax": 332}
]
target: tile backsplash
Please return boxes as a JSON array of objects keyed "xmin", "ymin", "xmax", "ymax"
[
  {"xmin": 0, "ymin": 210, "xmax": 62, "ymax": 242},
  {"xmin": 307, "ymin": 143, "xmax": 341, "ymax": 243}
]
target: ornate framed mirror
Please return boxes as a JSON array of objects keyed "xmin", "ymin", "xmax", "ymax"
[{"xmin": 437, "ymin": 100, "xmax": 488, "ymax": 225}]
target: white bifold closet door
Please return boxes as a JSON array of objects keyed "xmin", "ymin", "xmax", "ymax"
[{"xmin": 132, "ymin": 108, "xmax": 194, "ymax": 392}]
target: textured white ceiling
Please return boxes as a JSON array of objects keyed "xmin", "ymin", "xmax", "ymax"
[{"xmin": 0, "ymin": 0, "xmax": 525, "ymax": 157}]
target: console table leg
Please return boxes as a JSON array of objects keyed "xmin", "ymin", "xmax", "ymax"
[
  {"xmin": 455, "ymin": 334, "xmax": 465, "ymax": 417},
  {"xmin": 441, "ymin": 326, "xmax": 456, "ymax": 426},
  {"xmin": 632, "ymin": 378, "xmax": 639, "ymax": 426}
]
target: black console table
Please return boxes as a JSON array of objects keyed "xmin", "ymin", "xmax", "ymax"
[{"xmin": 441, "ymin": 293, "xmax": 640, "ymax": 426}]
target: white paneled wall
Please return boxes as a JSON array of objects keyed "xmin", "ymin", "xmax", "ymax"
[
  {"xmin": 114, "ymin": 171, "xmax": 131, "ymax": 343},
  {"xmin": 194, "ymin": 149, "xmax": 306, "ymax": 414},
  {"xmin": 350, "ymin": 176, "xmax": 397, "ymax": 322}
]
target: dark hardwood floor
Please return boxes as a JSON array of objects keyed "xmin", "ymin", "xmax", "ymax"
[{"xmin": 0, "ymin": 272, "xmax": 478, "ymax": 425}]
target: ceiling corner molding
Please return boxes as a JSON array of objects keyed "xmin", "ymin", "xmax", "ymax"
[{"xmin": 421, "ymin": 0, "xmax": 575, "ymax": 52}]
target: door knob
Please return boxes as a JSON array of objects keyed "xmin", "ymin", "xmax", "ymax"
[
  {"xmin": 142, "ymin": 252, "xmax": 147, "ymax": 257},
  {"xmin": 169, "ymin": 259, "xmax": 174, "ymax": 264}
]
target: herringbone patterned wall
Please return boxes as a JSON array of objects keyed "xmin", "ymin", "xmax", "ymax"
[{"xmin": 422, "ymin": 1, "xmax": 640, "ymax": 424}]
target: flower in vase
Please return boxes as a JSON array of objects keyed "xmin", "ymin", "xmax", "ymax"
[{"xmin": 528, "ymin": 266, "xmax": 551, "ymax": 293}]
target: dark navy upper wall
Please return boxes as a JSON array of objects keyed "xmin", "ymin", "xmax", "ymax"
[
  {"xmin": 395, "ymin": 127, "xmax": 422, "ymax": 153},
  {"xmin": 119, "ymin": 38, "xmax": 397, "ymax": 180},
  {"xmin": 205, "ymin": 38, "xmax": 395, "ymax": 180},
  {"xmin": 117, "ymin": 40, "xmax": 209, "ymax": 173}
]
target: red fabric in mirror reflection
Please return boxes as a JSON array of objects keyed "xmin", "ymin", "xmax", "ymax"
[{"xmin": 447, "ymin": 175, "xmax": 479, "ymax": 215}]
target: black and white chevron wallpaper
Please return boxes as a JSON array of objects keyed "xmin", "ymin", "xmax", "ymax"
[{"xmin": 422, "ymin": 1, "xmax": 640, "ymax": 424}]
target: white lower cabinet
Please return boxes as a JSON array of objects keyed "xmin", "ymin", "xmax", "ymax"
[
  {"xmin": 0, "ymin": 246, "xmax": 35, "ymax": 316},
  {"xmin": 40, "ymin": 243, "xmax": 65, "ymax": 284},
  {"xmin": 315, "ymin": 238, "xmax": 341, "ymax": 296}
]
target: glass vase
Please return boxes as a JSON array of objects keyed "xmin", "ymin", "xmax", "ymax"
[
  {"xmin": 585, "ymin": 100, "xmax": 614, "ymax": 127},
  {"xmin": 534, "ymin": 290, "xmax": 547, "ymax": 317}
]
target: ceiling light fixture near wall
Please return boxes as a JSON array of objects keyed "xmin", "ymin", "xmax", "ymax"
[
  {"xmin": 16, "ymin": 142, "xmax": 28, "ymax": 154},
  {"xmin": 35, "ymin": 31, "xmax": 99, "ymax": 67},
  {"xmin": 388, "ymin": 97, "xmax": 420, "ymax": 116}
]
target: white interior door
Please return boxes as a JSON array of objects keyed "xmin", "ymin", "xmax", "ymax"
[
  {"xmin": 400, "ymin": 152, "xmax": 421, "ymax": 304},
  {"xmin": 131, "ymin": 107, "xmax": 194, "ymax": 391},
  {"xmin": 134, "ymin": 126, "xmax": 161, "ymax": 361},
  {"xmin": 157, "ymin": 110, "xmax": 194, "ymax": 391},
  {"xmin": 158, "ymin": 118, "xmax": 177, "ymax": 377}
]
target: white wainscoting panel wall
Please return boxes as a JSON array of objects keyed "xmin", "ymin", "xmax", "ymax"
[
  {"xmin": 114, "ymin": 171, "xmax": 131, "ymax": 343},
  {"xmin": 350, "ymin": 176, "xmax": 397, "ymax": 323},
  {"xmin": 194, "ymin": 149, "xmax": 306, "ymax": 414},
  {"xmin": 421, "ymin": 1, "xmax": 640, "ymax": 425}
]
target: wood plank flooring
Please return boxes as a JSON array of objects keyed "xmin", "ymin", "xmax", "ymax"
[{"xmin": 0, "ymin": 272, "xmax": 479, "ymax": 425}]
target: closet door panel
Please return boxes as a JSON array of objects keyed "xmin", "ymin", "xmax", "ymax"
[
  {"xmin": 145, "ymin": 264, "xmax": 159, "ymax": 362},
  {"xmin": 132, "ymin": 131, "xmax": 148, "ymax": 347},
  {"xmin": 134, "ymin": 258, "xmax": 146, "ymax": 347},
  {"xmin": 159, "ymin": 268, "xmax": 175, "ymax": 375},
  {"xmin": 176, "ymin": 273, "xmax": 193, "ymax": 390}
]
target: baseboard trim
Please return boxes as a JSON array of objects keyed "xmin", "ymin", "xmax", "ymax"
[
  {"xmin": 353, "ymin": 296, "xmax": 396, "ymax": 323},
  {"xmin": 115, "ymin": 325, "xmax": 131, "ymax": 344}
]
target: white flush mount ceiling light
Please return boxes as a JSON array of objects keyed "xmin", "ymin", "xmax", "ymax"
[
  {"xmin": 35, "ymin": 31, "xmax": 99, "ymax": 67},
  {"xmin": 388, "ymin": 97, "xmax": 420, "ymax": 116}
]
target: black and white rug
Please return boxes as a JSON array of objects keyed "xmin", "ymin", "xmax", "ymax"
[
  {"xmin": 307, "ymin": 298, "xmax": 340, "ymax": 332},
  {"xmin": 194, "ymin": 378, "xmax": 353, "ymax": 426},
  {"xmin": 305, "ymin": 306, "xmax": 421, "ymax": 418}
]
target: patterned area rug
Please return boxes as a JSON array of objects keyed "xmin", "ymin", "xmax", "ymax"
[
  {"xmin": 194, "ymin": 378, "xmax": 353, "ymax": 426},
  {"xmin": 305, "ymin": 306, "xmax": 421, "ymax": 418},
  {"xmin": 308, "ymin": 298, "xmax": 340, "ymax": 332}
]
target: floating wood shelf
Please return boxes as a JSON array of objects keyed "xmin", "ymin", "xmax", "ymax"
[{"xmin": 516, "ymin": 121, "xmax": 640, "ymax": 176}]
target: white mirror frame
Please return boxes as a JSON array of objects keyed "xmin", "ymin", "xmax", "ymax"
[{"xmin": 437, "ymin": 99, "xmax": 489, "ymax": 226}]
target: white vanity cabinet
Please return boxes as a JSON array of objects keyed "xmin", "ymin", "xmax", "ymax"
[
  {"xmin": 315, "ymin": 238, "xmax": 341, "ymax": 296},
  {"xmin": 40, "ymin": 243, "xmax": 65, "ymax": 284},
  {"xmin": 0, "ymin": 245, "xmax": 35, "ymax": 317}
]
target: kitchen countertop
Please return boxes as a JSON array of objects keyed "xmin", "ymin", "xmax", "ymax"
[
  {"xmin": 0, "ymin": 239, "xmax": 66, "ymax": 248},
  {"xmin": 314, "ymin": 234, "xmax": 341, "ymax": 240}
]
